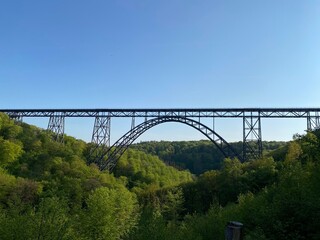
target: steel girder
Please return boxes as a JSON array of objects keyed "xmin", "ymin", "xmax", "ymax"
[{"xmin": 95, "ymin": 116, "xmax": 241, "ymax": 171}]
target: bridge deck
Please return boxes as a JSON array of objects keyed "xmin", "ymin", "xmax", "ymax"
[{"xmin": 1, "ymin": 108, "xmax": 320, "ymax": 118}]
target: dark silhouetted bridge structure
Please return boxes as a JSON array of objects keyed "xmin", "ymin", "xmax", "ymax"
[{"xmin": 1, "ymin": 108, "xmax": 320, "ymax": 171}]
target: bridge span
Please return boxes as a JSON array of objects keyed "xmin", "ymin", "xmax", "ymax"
[{"xmin": 1, "ymin": 108, "xmax": 320, "ymax": 171}]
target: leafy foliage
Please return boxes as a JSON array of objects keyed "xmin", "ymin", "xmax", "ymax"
[
  {"xmin": 131, "ymin": 140, "xmax": 286, "ymax": 174},
  {"xmin": 114, "ymin": 149, "xmax": 193, "ymax": 192},
  {"xmin": 0, "ymin": 113, "xmax": 193, "ymax": 239},
  {"xmin": 75, "ymin": 187, "xmax": 138, "ymax": 240}
]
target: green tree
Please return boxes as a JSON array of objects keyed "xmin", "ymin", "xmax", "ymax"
[
  {"xmin": 218, "ymin": 158, "xmax": 244, "ymax": 205},
  {"xmin": 285, "ymin": 141, "xmax": 303, "ymax": 164},
  {"xmin": 0, "ymin": 113, "xmax": 22, "ymax": 140},
  {"xmin": 31, "ymin": 197, "xmax": 71, "ymax": 240},
  {"xmin": 162, "ymin": 187, "xmax": 185, "ymax": 221},
  {"xmin": 0, "ymin": 137, "xmax": 23, "ymax": 167},
  {"xmin": 76, "ymin": 187, "xmax": 138, "ymax": 240}
]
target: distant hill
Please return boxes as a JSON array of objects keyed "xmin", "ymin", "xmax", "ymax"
[{"xmin": 130, "ymin": 140, "xmax": 287, "ymax": 174}]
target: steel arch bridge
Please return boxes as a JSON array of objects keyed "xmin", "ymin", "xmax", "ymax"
[
  {"xmin": 1, "ymin": 108, "xmax": 320, "ymax": 171},
  {"xmin": 95, "ymin": 116, "xmax": 241, "ymax": 171}
]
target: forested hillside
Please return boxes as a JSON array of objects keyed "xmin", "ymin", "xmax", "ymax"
[
  {"xmin": 131, "ymin": 140, "xmax": 286, "ymax": 174},
  {"xmin": 0, "ymin": 112, "xmax": 319, "ymax": 239},
  {"xmin": 0, "ymin": 113, "xmax": 192, "ymax": 239}
]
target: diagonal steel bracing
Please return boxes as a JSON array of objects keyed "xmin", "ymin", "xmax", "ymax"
[
  {"xmin": 89, "ymin": 115, "xmax": 111, "ymax": 164},
  {"xmin": 8, "ymin": 111, "xmax": 24, "ymax": 122},
  {"xmin": 47, "ymin": 113, "xmax": 65, "ymax": 143},
  {"xmin": 243, "ymin": 112, "xmax": 262, "ymax": 161},
  {"xmin": 307, "ymin": 111, "xmax": 320, "ymax": 131}
]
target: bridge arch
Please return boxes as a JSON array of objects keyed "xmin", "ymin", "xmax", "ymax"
[{"xmin": 97, "ymin": 116, "xmax": 242, "ymax": 171}]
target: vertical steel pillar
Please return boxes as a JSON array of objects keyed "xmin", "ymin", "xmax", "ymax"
[
  {"xmin": 47, "ymin": 112, "xmax": 65, "ymax": 143},
  {"xmin": 89, "ymin": 114, "xmax": 111, "ymax": 164},
  {"xmin": 212, "ymin": 117, "xmax": 215, "ymax": 141},
  {"xmin": 243, "ymin": 111, "xmax": 262, "ymax": 161},
  {"xmin": 307, "ymin": 111, "xmax": 320, "ymax": 131},
  {"xmin": 131, "ymin": 112, "xmax": 135, "ymax": 130}
]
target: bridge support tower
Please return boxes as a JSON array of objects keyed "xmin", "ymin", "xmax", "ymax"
[
  {"xmin": 307, "ymin": 111, "xmax": 320, "ymax": 131},
  {"xmin": 47, "ymin": 113, "xmax": 65, "ymax": 143},
  {"xmin": 243, "ymin": 112, "xmax": 262, "ymax": 161},
  {"xmin": 89, "ymin": 114, "xmax": 111, "ymax": 166}
]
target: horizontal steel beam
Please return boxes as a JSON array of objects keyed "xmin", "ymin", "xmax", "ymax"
[{"xmin": 1, "ymin": 108, "xmax": 320, "ymax": 118}]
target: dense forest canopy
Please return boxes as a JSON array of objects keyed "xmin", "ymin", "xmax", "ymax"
[
  {"xmin": 0, "ymin": 112, "xmax": 319, "ymax": 239},
  {"xmin": 130, "ymin": 140, "xmax": 286, "ymax": 174}
]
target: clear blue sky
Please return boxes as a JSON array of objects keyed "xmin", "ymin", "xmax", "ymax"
[{"xmin": 0, "ymin": 1, "xmax": 319, "ymax": 143}]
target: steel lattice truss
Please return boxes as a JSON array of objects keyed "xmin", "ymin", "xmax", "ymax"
[
  {"xmin": 2, "ymin": 108, "xmax": 320, "ymax": 171},
  {"xmin": 2, "ymin": 108, "xmax": 320, "ymax": 118}
]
